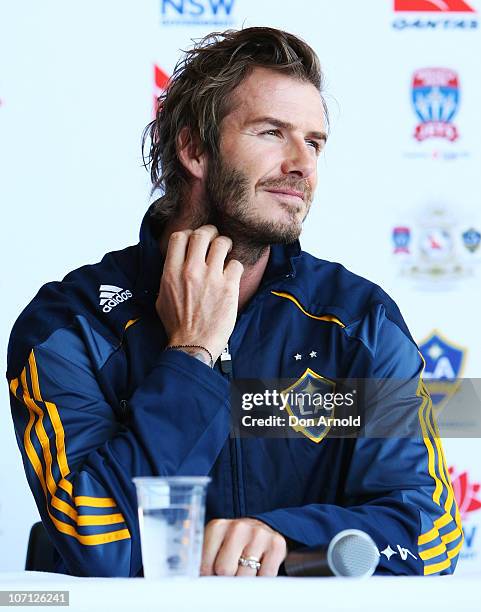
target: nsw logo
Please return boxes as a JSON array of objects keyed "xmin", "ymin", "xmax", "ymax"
[
  {"xmin": 412, "ymin": 68, "xmax": 460, "ymax": 142},
  {"xmin": 160, "ymin": 0, "xmax": 236, "ymax": 26},
  {"xmin": 99, "ymin": 285, "xmax": 132, "ymax": 313}
]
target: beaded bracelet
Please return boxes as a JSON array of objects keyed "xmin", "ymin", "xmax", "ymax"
[{"xmin": 165, "ymin": 344, "xmax": 214, "ymax": 369}]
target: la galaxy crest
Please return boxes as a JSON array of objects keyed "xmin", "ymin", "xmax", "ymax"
[
  {"xmin": 419, "ymin": 330, "xmax": 467, "ymax": 413},
  {"xmin": 281, "ymin": 368, "xmax": 336, "ymax": 443}
]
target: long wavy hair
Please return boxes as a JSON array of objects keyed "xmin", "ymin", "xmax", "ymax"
[{"xmin": 142, "ymin": 27, "xmax": 327, "ymax": 226}]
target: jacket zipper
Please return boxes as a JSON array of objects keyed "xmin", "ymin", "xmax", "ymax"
[
  {"xmin": 218, "ymin": 343, "xmax": 242, "ymax": 518},
  {"xmin": 218, "ymin": 271, "xmax": 296, "ymax": 518}
]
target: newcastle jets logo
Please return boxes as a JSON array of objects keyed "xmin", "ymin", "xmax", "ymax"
[
  {"xmin": 281, "ymin": 368, "xmax": 337, "ymax": 443},
  {"xmin": 99, "ymin": 285, "xmax": 132, "ymax": 313}
]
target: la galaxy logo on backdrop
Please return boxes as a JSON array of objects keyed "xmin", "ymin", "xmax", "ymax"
[
  {"xmin": 160, "ymin": 0, "xmax": 236, "ymax": 26},
  {"xmin": 449, "ymin": 466, "xmax": 481, "ymax": 563},
  {"xmin": 419, "ymin": 330, "xmax": 466, "ymax": 412},
  {"xmin": 392, "ymin": 0, "xmax": 478, "ymax": 30}
]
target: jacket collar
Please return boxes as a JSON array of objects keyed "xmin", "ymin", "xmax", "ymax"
[
  {"xmin": 135, "ymin": 204, "xmax": 164, "ymax": 298},
  {"xmin": 134, "ymin": 204, "xmax": 303, "ymax": 300}
]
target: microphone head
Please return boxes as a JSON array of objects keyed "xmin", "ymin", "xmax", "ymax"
[{"xmin": 327, "ymin": 529, "xmax": 380, "ymax": 577}]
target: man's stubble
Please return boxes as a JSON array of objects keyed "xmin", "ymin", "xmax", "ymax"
[{"xmin": 194, "ymin": 155, "xmax": 312, "ymax": 266}]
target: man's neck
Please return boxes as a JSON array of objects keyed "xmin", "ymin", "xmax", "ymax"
[{"xmin": 236, "ymin": 246, "xmax": 270, "ymax": 312}]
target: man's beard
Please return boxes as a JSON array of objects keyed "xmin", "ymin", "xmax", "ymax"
[{"xmin": 194, "ymin": 155, "xmax": 312, "ymax": 266}]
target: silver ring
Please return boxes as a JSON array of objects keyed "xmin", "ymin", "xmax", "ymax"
[{"xmin": 238, "ymin": 555, "xmax": 261, "ymax": 571}]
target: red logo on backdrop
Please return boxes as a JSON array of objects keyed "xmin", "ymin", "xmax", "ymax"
[
  {"xmin": 394, "ymin": 0, "xmax": 475, "ymax": 11},
  {"xmin": 153, "ymin": 65, "xmax": 170, "ymax": 115},
  {"xmin": 449, "ymin": 467, "xmax": 481, "ymax": 518}
]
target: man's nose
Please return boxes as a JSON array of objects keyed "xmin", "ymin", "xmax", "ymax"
[{"xmin": 280, "ymin": 139, "xmax": 316, "ymax": 179}]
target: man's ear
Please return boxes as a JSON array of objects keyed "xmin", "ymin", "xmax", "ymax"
[{"xmin": 176, "ymin": 126, "xmax": 207, "ymax": 181}]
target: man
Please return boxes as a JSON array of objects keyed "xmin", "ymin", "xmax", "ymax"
[{"xmin": 7, "ymin": 27, "xmax": 461, "ymax": 577}]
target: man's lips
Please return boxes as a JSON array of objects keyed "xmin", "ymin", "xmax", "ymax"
[{"xmin": 264, "ymin": 188, "xmax": 305, "ymax": 202}]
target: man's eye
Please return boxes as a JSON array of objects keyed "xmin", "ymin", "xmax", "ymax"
[
  {"xmin": 262, "ymin": 129, "xmax": 281, "ymax": 137},
  {"xmin": 306, "ymin": 140, "xmax": 321, "ymax": 152}
]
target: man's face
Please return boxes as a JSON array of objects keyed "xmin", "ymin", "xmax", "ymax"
[{"xmin": 204, "ymin": 67, "xmax": 327, "ymax": 251}]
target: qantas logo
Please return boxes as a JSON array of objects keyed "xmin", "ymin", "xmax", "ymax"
[
  {"xmin": 392, "ymin": 0, "xmax": 478, "ymax": 28},
  {"xmin": 99, "ymin": 285, "xmax": 132, "ymax": 313},
  {"xmin": 394, "ymin": 0, "xmax": 475, "ymax": 11}
]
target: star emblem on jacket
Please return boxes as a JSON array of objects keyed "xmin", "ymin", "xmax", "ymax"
[{"xmin": 293, "ymin": 350, "xmax": 317, "ymax": 361}]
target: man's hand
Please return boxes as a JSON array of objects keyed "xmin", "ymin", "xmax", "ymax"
[
  {"xmin": 156, "ymin": 225, "xmax": 244, "ymax": 363},
  {"xmin": 200, "ymin": 518, "xmax": 287, "ymax": 577}
]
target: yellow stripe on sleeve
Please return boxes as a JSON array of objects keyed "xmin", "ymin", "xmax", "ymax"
[
  {"xmin": 74, "ymin": 496, "xmax": 117, "ymax": 508},
  {"xmin": 22, "ymin": 362, "xmax": 78, "ymax": 522},
  {"xmin": 16, "ymin": 350, "xmax": 131, "ymax": 543},
  {"xmin": 29, "ymin": 353, "xmax": 117, "ymax": 509},
  {"xmin": 418, "ymin": 518, "xmax": 463, "ymax": 547},
  {"xmin": 420, "ymin": 542, "xmax": 447, "ymax": 561},
  {"xmin": 30, "ymin": 350, "xmax": 71, "ymax": 478},
  {"xmin": 423, "ymin": 384, "xmax": 456, "ymax": 516},
  {"xmin": 416, "ymin": 355, "xmax": 463, "ymax": 574},
  {"xmin": 424, "ymin": 557, "xmax": 452, "ymax": 576},
  {"xmin": 420, "ymin": 529, "xmax": 463, "ymax": 562},
  {"xmin": 19, "ymin": 365, "xmax": 129, "ymax": 544},
  {"xmin": 422, "ymin": 537, "xmax": 465, "ymax": 573},
  {"xmin": 76, "ymin": 513, "xmax": 125, "ymax": 527}
]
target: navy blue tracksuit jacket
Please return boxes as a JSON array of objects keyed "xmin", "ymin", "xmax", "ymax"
[{"xmin": 6, "ymin": 206, "xmax": 462, "ymax": 577}]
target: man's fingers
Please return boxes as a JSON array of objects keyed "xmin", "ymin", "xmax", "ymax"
[
  {"xmin": 213, "ymin": 522, "xmax": 250, "ymax": 577},
  {"xmin": 200, "ymin": 519, "xmax": 229, "ymax": 576},
  {"xmin": 200, "ymin": 518, "xmax": 287, "ymax": 578},
  {"xmin": 224, "ymin": 258, "xmax": 244, "ymax": 282},
  {"xmin": 256, "ymin": 535, "xmax": 287, "ymax": 577},
  {"xmin": 185, "ymin": 225, "xmax": 219, "ymax": 266},
  {"xmin": 163, "ymin": 229, "xmax": 193, "ymax": 273},
  {"xmin": 205, "ymin": 236, "xmax": 233, "ymax": 270}
]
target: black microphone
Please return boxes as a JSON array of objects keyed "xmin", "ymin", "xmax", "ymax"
[{"xmin": 283, "ymin": 529, "xmax": 380, "ymax": 577}]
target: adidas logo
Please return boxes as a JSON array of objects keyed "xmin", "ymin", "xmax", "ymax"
[{"xmin": 99, "ymin": 285, "xmax": 132, "ymax": 313}]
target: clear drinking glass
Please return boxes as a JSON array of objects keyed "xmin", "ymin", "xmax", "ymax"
[{"xmin": 133, "ymin": 476, "xmax": 211, "ymax": 578}]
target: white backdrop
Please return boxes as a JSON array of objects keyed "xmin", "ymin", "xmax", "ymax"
[{"xmin": 1, "ymin": 0, "xmax": 480, "ymax": 572}]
